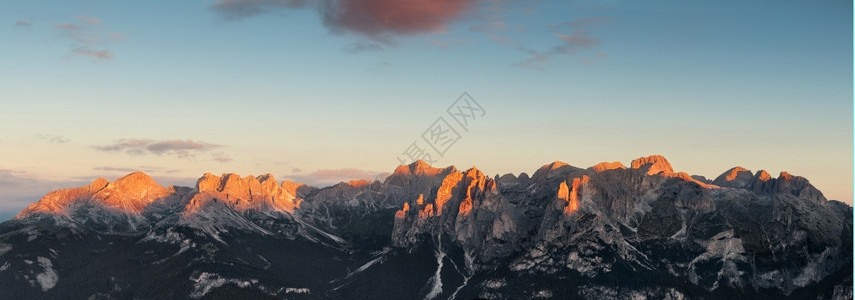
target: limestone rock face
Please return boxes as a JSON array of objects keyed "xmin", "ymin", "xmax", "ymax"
[
  {"xmin": 531, "ymin": 161, "xmax": 581, "ymax": 181},
  {"xmin": 589, "ymin": 161, "xmax": 626, "ymax": 172},
  {"xmin": 712, "ymin": 166, "xmax": 754, "ymax": 188},
  {"xmin": 711, "ymin": 167, "xmax": 827, "ymax": 204},
  {"xmin": 19, "ymin": 172, "xmax": 169, "ymax": 216},
  {"xmin": 391, "ymin": 166, "xmax": 522, "ymax": 261},
  {"xmin": 631, "ymin": 154, "xmax": 674, "ymax": 175},
  {"xmin": 185, "ymin": 173, "xmax": 302, "ymax": 214},
  {"xmin": 4, "ymin": 155, "xmax": 849, "ymax": 299}
]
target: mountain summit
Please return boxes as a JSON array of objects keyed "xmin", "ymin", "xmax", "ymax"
[{"xmin": 0, "ymin": 155, "xmax": 850, "ymax": 299}]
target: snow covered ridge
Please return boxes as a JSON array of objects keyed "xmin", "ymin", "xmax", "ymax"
[
  {"xmin": 0, "ymin": 155, "xmax": 850, "ymax": 299},
  {"xmin": 189, "ymin": 272, "xmax": 309, "ymax": 298}
]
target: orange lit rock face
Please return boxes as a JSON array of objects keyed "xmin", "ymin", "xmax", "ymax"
[
  {"xmin": 393, "ymin": 159, "xmax": 448, "ymax": 176},
  {"xmin": 93, "ymin": 172, "xmax": 170, "ymax": 213},
  {"xmin": 712, "ymin": 166, "xmax": 755, "ymax": 189},
  {"xmin": 724, "ymin": 167, "xmax": 750, "ymax": 181},
  {"xmin": 419, "ymin": 203, "xmax": 434, "ymax": 219},
  {"xmin": 631, "ymin": 155, "xmax": 674, "ymax": 175},
  {"xmin": 398, "ymin": 167, "xmax": 493, "ymax": 220},
  {"xmin": 186, "ymin": 173, "xmax": 302, "ymax": 214},
  {"xmin": 458, "ymin": 198, "xmax": 473, "ymax": 216},
  {"xmin": 755, "ymin": 170, "xmax": 772, "ymax": 181},
  {"xmin": 558, "ymin": 175, "xmax": 588, "ymax": 215},
  {"xmin": 346, "ymin": 179, "xmax": 371, "ymax": 188},
  {"xmin": 20, "ymin": 183, "xmax": 102, "ymax": 216},
  {"xmin": 435, "ymin": 171, "xmax": 464, "ymax": 215},
  {"xmin": 20, "ymin": 172, "xmax": 169, "ymax": 216},
  {"xmin": 547, "ymin": 161, "xmax": 569, "ymax": 170},
  {"xmin": 669, "ymin": 172, "xmax": 713, "ymax": 189},
  {"xmin": 532, "ymin": 160, "xmax": 577, "ymax": 181},
  {"xmin": 458, "ymin": 167, "xmax": 488, "ymax": 216},
  {"xmin": 395, "ymin": 202, "xmax": 410, "ymax": 219},
  {"xmin": 591, "ymin": 161, "xmax": 626, "ymax": 172}
]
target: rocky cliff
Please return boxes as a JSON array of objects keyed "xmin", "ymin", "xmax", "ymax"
[{"xmin": 0, "ymin": 155, "xmax": 850, "ymax": 299}]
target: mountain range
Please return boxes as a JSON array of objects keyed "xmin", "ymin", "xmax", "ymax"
[{"xmin": 0, "ymin": 155, "xmax": 851, "ymax": 299}]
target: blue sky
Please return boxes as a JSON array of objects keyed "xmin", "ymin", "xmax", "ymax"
[{"xmin": 0, "ymin": 0, "xmax": 851, "ymax": 219}]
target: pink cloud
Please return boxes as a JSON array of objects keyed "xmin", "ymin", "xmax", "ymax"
[
  {"xmin": 557, "ymin": 33, "xmax": 599, "ymax": 48},
  {"xmin": 212, "ymin": 0, "xmax": 476, "ymax": 41},
  {"xmin": 75, "ymin": 16, "xmax": 102, "ymax": 26},
  {"xmin": 71, "ymin": 47, "xmax": 114, "ymax": 61},
  {"xmin": 323, "ymin": 0, "xmax": 473, "ymax": 38},
  {"xmin": 55, "ymin": 16, "xmax": 122, "ymax": 61},
  {"xmin": 565, "ymin": 17, "xmax": 611, "ymax": 27},
  {"xmin": 13, "ymin": 20, "xmax": 31, "ymax": 29}
]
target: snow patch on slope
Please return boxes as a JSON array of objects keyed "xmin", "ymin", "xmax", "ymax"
[
  {"xmin": 190, "ymin": 272, "xmax": 257, "ymax": 298},
  {"xmin": 35, "ymin": 257, "xmax": 58, "ymax": 291},
  {"xmin": 425, "ymin": 247, "xmax": 446, "ymax": 299},
  {"xmin": 0, "ymin": 243, "xmax": 11, "ymax": 256},
  {"xmin": 189, "ymin": 272, "xmax": 309, "ymax": 298}
]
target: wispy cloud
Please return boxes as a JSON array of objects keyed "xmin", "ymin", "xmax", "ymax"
[
  {"xmin": 70, "ymin": 47, "xmax": 114, "ymax": 60},
  {"xmin": 0, "ymin": 169, "xmax": 34, "ymax": 188},
  {"xmin": 13, "ymin": 19, "xmax": 31, "ymax": 30},
  {"xmin": 211, "ymin": 152, "xmax": 234, "ymax": 163},
  {"xmin": 563, "ymin": 17, "xmax": 611, "ymax": 28},
  {"xmin": 515, "ymin": 16, "xmax": 610, "ymax": 69},
  {"xmin": 93, "ymin": 166, "xmax": 144, "ymax": 173},
  {"xmin": 93, "ymin": 139, "xmax": 230, "ymax": 162},
  {"xmin": 343, "ymin": 41, "xmax": 385, "ymax": 53},
  {"xmin": 211, "ymin": 0, "xmax": 308, "ymax": 21},
  {"xmin": 470, "ymin": 20, "xmax": 517, "ymax": 44},
  {"xmin": 38, "ymin": 134, "xmax": 69, "ymax": 144},
  {"xmin": 55, "ymin": 16, "xmax": 123, "ymax": 61}
]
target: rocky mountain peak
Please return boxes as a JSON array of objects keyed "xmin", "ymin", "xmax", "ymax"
[
  {"xmin": 773, "ymin": 171, "xmax": 827, "ymax": 203},
  {"xmin": 706, "ymin": 168, "xmax": 829, "ymax": 204},
  {"xmin": 111, "ymin": 171, "xmax": 159, "ymax": 189},
  {"xmin": 546, "ymin": 161, "xmax": 569, "ymax": 170},
  {"xmin": 18, "ymin": 172, "xmax": 170, "ymax": 217},
  {"xmin": 532, "ymin": 161, "xmax": 579, "ymax": 181},
  {"xmin": 630, "ymin": 155, "xmax": 674, "ymax": 175},
  {"xmin": 196, "ymin": 173, "xmax": 220, "ymax": 192},
  {"xmin": 755, "ymin": 170, "xmax": 772, "ymax": 181},
  {"xmin": 712, "ymin": 166, "xmax": 755, "ymax": 188},
  {"xmin": 346, "ymin": 179, "xmax": 372, "ymax": 187},
  {"xmin": 92, "ymin": 171, "xmax": 169, "ymax": 213},
  {"xmin": 464, "ymin": 166, "xmax": 485, "ymax": 179},
  {"xmin": 393, "ymin": 159, "xmax": 451, "ymax": 176},
  {"xmin": 589, "ymin": 161, "xmax": 626, "ymax": 172},
  {"xmin": 185, "ymin": 172, "xmax": 302, "ymax": 214},
  {"xmin": 89, "ymin": 177, "xmax": 109, "ymax": 192}
]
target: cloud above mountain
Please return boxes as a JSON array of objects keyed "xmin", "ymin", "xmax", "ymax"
[{"xmin": 93, "ymin": 139, "xmax": 231, "ymax": 162}]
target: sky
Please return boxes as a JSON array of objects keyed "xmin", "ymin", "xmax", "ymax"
[{"xmin": 0, "ymin": 0, "xmax": 851, "ymax": 219}]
